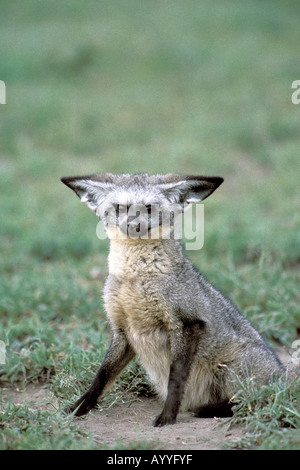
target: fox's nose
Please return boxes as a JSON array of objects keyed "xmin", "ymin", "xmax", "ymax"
[
  {"xmin": 127, "ymin": 214, "xmax": 140, "ymax": 224},
  {"xmin": 127, "ymin": 220, "xmax": 141, "ymax": 232},
  {"xmin": 127, "ymin": 211, "xmax": 141, "ymax": 232}
]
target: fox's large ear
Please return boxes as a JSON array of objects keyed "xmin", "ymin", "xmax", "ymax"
[
  {"xmin": 60, "ymin": 174, "xmax": 114, "ymax": 213},
  {"xmin": 158, "ymin": 175, "xmax": 223, "ymax": 205}
]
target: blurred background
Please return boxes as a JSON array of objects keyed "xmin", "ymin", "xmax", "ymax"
[{"xmin": 0, "ymin": 0, "xmax": 299, "ymax": 380}]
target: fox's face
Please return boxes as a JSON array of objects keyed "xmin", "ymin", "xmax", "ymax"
[{"xmin": 61, "ymin": 173, "xmax": 223, "ymax": 240}]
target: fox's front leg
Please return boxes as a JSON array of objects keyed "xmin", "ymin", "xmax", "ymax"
[
  {"xmin": 65, "ymin": 331, "xmax": 135, "ymax": 417},
  {"xmin": 153, "ymin": 320, "xmax": 203, "ymax": 427}
]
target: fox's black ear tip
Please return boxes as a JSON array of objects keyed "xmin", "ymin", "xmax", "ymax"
[
  {"xmin": 60, "ymin": 176, "xmax": 72, "ymax": 187},
  {"xmin": 211, "ymin": 176, "xmax": 223, "ymax": 188},
  {"xmin": 61, "ymin": 176, "xmax": 79, "ymax": 191}
]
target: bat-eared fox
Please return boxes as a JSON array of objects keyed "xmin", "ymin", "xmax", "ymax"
[{"xmin": 61, "ymin": 173, "xmax": 284, "ymax": 426}]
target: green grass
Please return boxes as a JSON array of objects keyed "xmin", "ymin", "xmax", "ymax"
[
  {"xmin": 0, "ymin": 399, "xmax": 96, "ymax": 450},
  {"xmin": 227, "ymin": 374, "xmax": 300, "ymax": 450},
  {"xmin": 0, "ymin": 0, "xmax": 299, "ymax": 450}
]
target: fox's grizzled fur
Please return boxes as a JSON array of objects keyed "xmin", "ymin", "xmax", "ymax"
[{"xmin": 61, "ymin": 173, "xmax": 284, "ymax": 426}]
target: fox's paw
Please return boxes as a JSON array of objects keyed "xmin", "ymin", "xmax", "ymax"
[
  {"xmin": 63, "ymin": 401, "xmax": 90, "ymax": 417},
  {"xmin": 152, "ymin": 412, "xmax": 176, "ymax": 427},
  {"xmin": 63, "ymin": 394, "xmax": 97, "ymax": 417}
]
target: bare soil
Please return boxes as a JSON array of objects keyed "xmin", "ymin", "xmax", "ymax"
[
  {"xmin": 0, "ymin": 384, "xmax": 242, "ymax": 449},
  {"xmin": 1, "ymin": 347, "xmax": 295, "ymax": 450}
]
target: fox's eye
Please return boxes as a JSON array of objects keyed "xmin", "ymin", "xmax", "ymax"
[{"xmin": 113, "ymin": 204, "xmax": 128, "ymax": 214}]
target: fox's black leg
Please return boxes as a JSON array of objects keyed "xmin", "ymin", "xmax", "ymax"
[
  {"xmin": 65, "ymin": 331, "xmax": 135, "ymax": 417},
  {"xmin": 153, "ymin": 320, "xmax": 204, "ymax": 427}
]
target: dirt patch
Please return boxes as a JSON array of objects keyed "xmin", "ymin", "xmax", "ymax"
[
  {"xmin": 1, "ymin": 347, "xmax": 296, "ymax": 450},
  {"xmin": 0, "ymin": 384, "xmax": 242, "ymax": 450},
  {"xmin": 80, "ymin": 397, "xmax": 244, "ymax": 450}
]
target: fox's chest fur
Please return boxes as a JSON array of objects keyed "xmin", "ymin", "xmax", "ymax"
[
  {"xmin": 104, "ymin": 239, "xmax": 175, "ymax": 335},
  {"xmin": 103, "ymin": 240, "xmax": 222, "ymax": 406},
  {"xmin": 104, "ymin": 240, "xmax": 176, "ymax": 398}
]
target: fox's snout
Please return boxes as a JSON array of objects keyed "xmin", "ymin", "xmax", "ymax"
[{"xmin": 119, "ymin": 210, "xmax": 148, "ymax": 237}]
